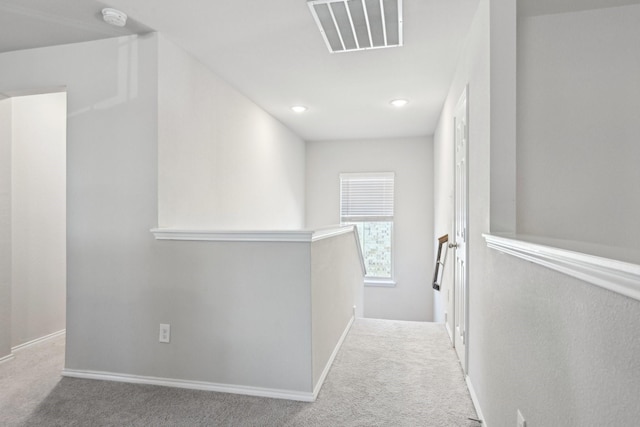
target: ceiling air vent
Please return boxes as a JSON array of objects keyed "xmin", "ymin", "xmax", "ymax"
[{"xmin": 308, "ymin": 0, "xmax": 403, "ymax": 53}]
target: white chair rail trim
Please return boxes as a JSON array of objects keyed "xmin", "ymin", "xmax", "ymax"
[{"xmin": 483, "ymin": 233, "xmax": 640, "ymax": 302}]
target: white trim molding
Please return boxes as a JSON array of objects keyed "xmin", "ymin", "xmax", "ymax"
[
  {"xmin": 1, "ymin": 329, "xmax": 66, "ymax": 365},
  {"xmin": 311, "ymin": 225, "xmax": 355, "ymax": 242},
  {"xmin": 312, "ymin": 315, "xmax": 354, "ymax": 400},
  {"xmin": 150, "ymin": 226, "xmax": 367, "ymax": 279},
  {"xmin": 61, "ymin": 369, "xmax": 315, "ymax": 402},
  {"xmin": 150, "ymin": 228, "xmax": 314, "ymax": 242},
  {"xmin": 466, "ymin": 375, "xmax": 487, "ymax": 427},
  {"xmin": 483, "ymin": 233, "xmax": 640, "ymax": 302},
  {"xmin": 347, "ymin": 225, "xmax": 367, "ymax": 276},
  {"xmin": 313, "ymin": 225, "xmax": 366, "ymax": 276},
  {"xmin": 0, "ymin": 353, "xmax": 15, "ymax": 365},
  {"xmin": 70, "ymin": 320, "xmax": 356, "ymax": 403},
  {"xmin": 150, "ymin": 225, "xmax": 356, "ymax": 243},
  {"xmin": 364, "ymin": 279, "xmax": 396, "ymax": 287},
  {"xmin": 12, "ymin": 329, "xmax": 66, "ymax": 352}
]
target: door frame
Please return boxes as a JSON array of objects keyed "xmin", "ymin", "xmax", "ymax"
[{"xmin": 452, "ymin": 84, "xmax": 469, "ymax": 374}]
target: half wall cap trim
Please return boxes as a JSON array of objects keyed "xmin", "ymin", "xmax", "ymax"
[
  {"xmin": 483, "ymin": 233, "xmax": 640, "ymax": 302},
  {"xmin": 150, "ymin": 225, "xmax": 356, "ymax": 243}
]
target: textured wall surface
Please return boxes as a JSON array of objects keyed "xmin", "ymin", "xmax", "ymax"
[{"xmin": 483, "ymin": 251, "xmax": 640, "ymax": 426}]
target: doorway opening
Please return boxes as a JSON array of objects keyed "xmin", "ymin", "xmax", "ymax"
[{"xmin": 1, "ymin": 90, "xmax": 67, "ymax": 355}]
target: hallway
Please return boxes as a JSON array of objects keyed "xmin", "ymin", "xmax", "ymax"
[{"xmin": 1, "ymin": 319, "xmax": 477, "ymax": 426}]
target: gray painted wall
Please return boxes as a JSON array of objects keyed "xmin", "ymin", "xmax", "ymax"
[
  {"xmin": 435, "ymin": 0, "xmax": 640, "ymax": 425},
  {"xmin": 0, "ymin": 98, "xmax": 11, "ymax": 359},
  {"xmin": 306, "ymin": 137, "xmax": 434, "ymax": 321},
  {"xmin": 0, "ymin": 34, "xmax": 162, "ymax": 376},
  {"xmin": 0, "ymin": 33, "xmax": 357, "ymax": 396},
  {"xmin": 480, "ymin": 250, "xmax": 640, "ymax": 426},
  {"xmin": 311, "ymin": 231, "xmax": 362, "ymax": 387},
  {"xmin": 517, "ymin": 4, "xmax": 640, "ymax": 252},
  {"xmin": 147, "ymin": 240, "xmax": 313, "ymax": 392}
]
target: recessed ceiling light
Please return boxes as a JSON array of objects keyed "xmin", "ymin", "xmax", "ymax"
[
  {"xmin": 390, "ymin": 99, "xmax": 408, "ymax": 107},
  {"xmin": 291, "ymin": 105, "xmax": 307, "ymax": 113}
]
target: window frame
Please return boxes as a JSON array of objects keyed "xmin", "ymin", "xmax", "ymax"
[{"xmin": 339, "ymin": 172, "xmax": 396, "ymax": 286}]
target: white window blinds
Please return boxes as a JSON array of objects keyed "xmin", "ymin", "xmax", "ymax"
[{"xmin": 340, "ymin": 172, "xmax": 395, "ymax": 221}]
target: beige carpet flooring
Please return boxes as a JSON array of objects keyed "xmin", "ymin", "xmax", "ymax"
[{"xmin": 0, "ymin": 319, "xmax": 479, "ymax": 426}]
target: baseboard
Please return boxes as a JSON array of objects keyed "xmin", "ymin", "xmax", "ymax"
[
  {"xmin": 12, "ymin": 329, "xmax": 66, "ymax": 352},
  {"xmin": 466, "ymin": 375, "xmax": 488, "ymax": 426},
  {"xmin": 61, "ymin": 369, "xmax": 315, "ymax": 402},
  {"xmin": 61, "ymin": 318, "xmax": 355, "ymax": 403},
  {"xmin": 312, "ymin": 315, "xmax": 355, "ymax": 400},
  {"xmin": 445, "ymin": 321, "xmax": 454, "ymax": 344},
  {"xmin": 0, "ymin": 353, "xmax": 15, "ymax": 365}
]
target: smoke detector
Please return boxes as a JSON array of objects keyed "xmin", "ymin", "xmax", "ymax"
[{"xmin": 102, "ymin": 8, "xmax": 127, "ymax": 27}]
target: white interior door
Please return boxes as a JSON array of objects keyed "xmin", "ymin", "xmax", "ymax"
[{"xmin": 453, "ymin": 86, "xmax": 469, "ymax": 373}]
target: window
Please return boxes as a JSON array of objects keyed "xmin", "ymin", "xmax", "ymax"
[{"xmin": 340, "ymin": 172, "xmax": 395, "ymax": 284}]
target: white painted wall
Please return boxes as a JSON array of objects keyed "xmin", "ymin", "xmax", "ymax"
[
  {"xmin": 435, "ymin": 1, "xmax": 640, "ymax": 425},
  {"xmin": 10, "ymin": 92, "xmax": 66, "ymax": 347},
  {"xmin": 517, "ymin": 4, "xmax": 640, "ymax": 250},
  {"xmin": 158, "ymin": 35, "xmax": 305, "ymax": 230},
  {"xmin": 434, "ymin": 0, "xmax": 490, "ymax": 326},
  {"xmin": 306, "ymin": 137, "xmax": 434, "ymax": 321},
  {"xmin": 0, "ymin": 98, "xmax": 11, "ymax": 359}
]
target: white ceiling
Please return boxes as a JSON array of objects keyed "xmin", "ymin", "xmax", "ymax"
[
  {"xmin": 0, "ymin": 0, "xmax": 483, "ymax": 141},
  {"xmin": 2, "ymin": 0, "xmax": 638, "ymax": 141},
  {"xmin": 0, "ymin": 0, "xmax": 149, "ymax": 52},
  {"xmin": 121, "ymin": 0, "xmax": 486, "ymax": 141},
  {"xmin": 518, "ymin": 0, "xmax": 640, "ymax": 17}
]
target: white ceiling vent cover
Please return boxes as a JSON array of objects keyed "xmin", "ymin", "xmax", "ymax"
[{"xmin": 308, "ymin": 0, "xmax": 403, "ymax": 53}]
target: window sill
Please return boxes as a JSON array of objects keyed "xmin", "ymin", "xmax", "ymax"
[{"xmin": 364, "ymin": 279, "xmax": 396, "ymax": 288}]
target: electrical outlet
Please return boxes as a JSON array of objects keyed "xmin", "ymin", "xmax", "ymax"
[
  {"xmin": 517, "ymin": 410, "xmax": 526, "ymax": 427},
  {"xmin": 159, "ymin": 323, "xmax": 170, "ymax": 343}
]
